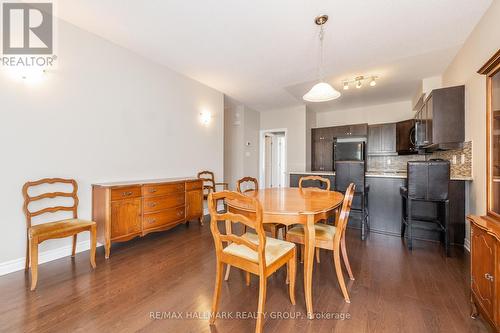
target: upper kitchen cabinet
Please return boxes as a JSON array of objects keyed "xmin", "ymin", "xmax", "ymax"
[
  {"xmin": 368, "ymin": 123, "xmax": 396, "ymax": 155},
  {"xmin": 333, "ymin": 123, "xmax": 368, "ymax": 137},
  {"xmin": 415, "ymin": 85, "xmax": 465, "ymax": 149},
  {"xmin": 396, "ymin": 119, "xmax": 417, "ymax": 154},
  {"xmin": 311, "ymin": 127, "xmax": 334, "ymax": 171}
]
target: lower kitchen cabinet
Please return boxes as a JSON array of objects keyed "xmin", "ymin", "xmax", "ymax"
[{"xmin": 290, "ymin": 173, "xmax": 466, "ymax": 245}]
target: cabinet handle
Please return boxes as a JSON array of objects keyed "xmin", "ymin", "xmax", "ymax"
[
  {"xmin": 149, "ymin": 188, "xmax": 157, "ymax": 193},
  {"xmin": 122, "ymin": 191, "xmax": 133, "ymax": 197},
  {"xmin": 148, "ymin": 202, "xmax": 157, "ymax": 208},
  {"xmin": 149, "ymin": 218, "xmax": 156, "ymax": 224},
  {"xmin": 485, "ymin": 273, "xmax": 494, "ymax": 282},
  {"xmin": 177, "ymin": 210, "xmax": 184, "ymax": 217}
]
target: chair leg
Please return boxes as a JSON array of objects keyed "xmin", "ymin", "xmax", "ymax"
[
  {"xmin": 256, "ymin": 275, "xmax": 268, "ymax": 333},
  {"xmin": 224, "ymin": 264, "xmax": 231, "ymax": 281},
  {"xmin": 288, "ymin": 249, "xmax": 296, "ymax": 305},
  {"xmin": 210, "ymin": 260, "xmax": 224, "ymax": 325},
  {"xmin": 90, "ymin": 226, "xmax": 97, "ymax": 269},
  {"xmin": 71, "ymin": 234, "xmax": 77, "ymax": 258},
  {"xmin": 315, "ymin": 248, "xmax": 321, "ymax": 263},
  {"xmin": 30, "ymin": 237, "xmax": 38, "ymax": 291},
  {"xmin": 245, "ymin": 272, "xmax": 251, "ymax": 286},
  {"xmin": 300, "ymin": 244, "xmax": 305, "ymax": 264},
  {"xmin": 407, "ymin": 199, "xmax": 413, "ymax": 251},
  {"xmin": 401, "ymin": 197, "xmax": 406, "ymax": 237},
  {"xmin": 333, "ymin": 249, "xmax": 350, "ymax": 303},
  {"xmin": 271, "ymin": 226, "xmax": 278, "ymax": 239},
  {"xmin": 341, "ymin": 233, "xmax": 354, "ymax": 280},
  {"xmin": 444, "ymin": 200, "xmax": 450, "ymax": 257},
  {"xmin": 25, "ymin": 234, "xmax": 30, "ymax": 270},
  {"xmin": 198, "ymin": 216, "xmax": 204, "ymax": 226}
]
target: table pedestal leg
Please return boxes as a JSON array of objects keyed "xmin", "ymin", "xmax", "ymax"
[{"xmin": 304, "ymin": 214, "xmax": 315, "ymax": 319}]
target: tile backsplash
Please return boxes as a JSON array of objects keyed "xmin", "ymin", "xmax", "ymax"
[{"xmin": 367, "ymin": 141, "xmax": 472, "ymax": 178}]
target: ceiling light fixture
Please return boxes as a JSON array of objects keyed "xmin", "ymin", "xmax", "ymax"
[
  {"xmin": 342, "ymin": 75, "xmax": 379, "ymax": 90},
  {"xmin": 303, "ymin": 15, "xmax": 341, "ymax": 103}
]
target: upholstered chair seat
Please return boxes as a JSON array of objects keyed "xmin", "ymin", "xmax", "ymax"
[{"xmin": 287, "ymin": 224, "xmax": 338, "ymax": 242}]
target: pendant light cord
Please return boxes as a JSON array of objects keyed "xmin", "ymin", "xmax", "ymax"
[{"xmin": 318, "ymin": 24, "xmax": 325, "ymax": 83}]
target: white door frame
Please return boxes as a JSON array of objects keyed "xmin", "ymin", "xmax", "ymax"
[{"xmin": 259, "ymin": 128, "xmax": 287, "ymax": 188}]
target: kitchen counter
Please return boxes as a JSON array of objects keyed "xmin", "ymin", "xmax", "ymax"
[{"xmin": 289, "ymin": 171, "xmax": 472, "ymax": 181}]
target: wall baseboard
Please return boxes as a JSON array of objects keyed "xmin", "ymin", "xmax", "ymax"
[{"xmin": 0, "ymin": 241, "xmax": 103, "ymax": 277}]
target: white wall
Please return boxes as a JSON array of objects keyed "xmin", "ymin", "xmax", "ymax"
[
  {"xmin": 316, "ymin": 100, "xmax": 413, "ymax": 127},
  {"xmin": 442, "ymin": 0, "xmax": 500, "ymax": 218},
  {"xmin": 223, "ymin": 98, "xmax": 260, "ymax": 190},
  {"xmin": 305, "ymin": 108, "xmax": 317, "ymax": 171},
  {"xmin": 260, "ymin": 105, "xmax": 307, "ymax": 175},
  {"xmin": 0, "ymin": 19, "xmax": 224, "ymax": 273}
]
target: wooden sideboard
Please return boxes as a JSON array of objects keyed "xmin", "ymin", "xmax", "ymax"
[
  {"xmin": 92, "ymin": 177, "xmax": 204, "ymax": 258},
  {"xmin": 468, "ymin": 215, "xmax": 500, "ymax": 331}
]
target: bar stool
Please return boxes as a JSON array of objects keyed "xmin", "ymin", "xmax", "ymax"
[
  {"xmin": 400, "ymin": 160, "xmax": 451, "ymax": 256},
  {"xmin": 335, "ymin": 161, "xmax": 370, "ymax": 240}
]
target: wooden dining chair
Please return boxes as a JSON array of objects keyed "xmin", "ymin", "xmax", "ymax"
[
  {"xmin": 208, "ymin": 190, "xmax": 296, "ymax": 333},
  {"xmin": 22, "ymin": 178, "xmax": 97, "ymax": 290},
  {"xmin": 298, "ymin": 175, "xmax": 331, "ymax": 263},
  {"xmin": 197, "ymin": 170, "xmax": 228, "ymax": 200},
  {"xmin": 225, "ymin": 176, "xmax": 288, "ymax": 284},
  {"xmin": 237, "ymin": 176, "xmax": 287, "ymax": 239},
  {"xmin": 286, "ymin": 183, "xmax": 356, "ymax": 303}
]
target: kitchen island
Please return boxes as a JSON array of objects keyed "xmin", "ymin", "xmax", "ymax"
[{"xmin": 290, "ymin": 171, "xmax": 472, "ymax": 246}]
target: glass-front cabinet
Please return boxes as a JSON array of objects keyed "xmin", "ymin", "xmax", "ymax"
[
  {"xmin": 491, "ymin": 71, "xmax": 500, "ymax": 215},
  {"xmin": 479, "ymin": 51, "xmax": 500, "ymax": 217}
]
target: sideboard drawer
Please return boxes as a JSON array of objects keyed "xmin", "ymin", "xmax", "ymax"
[
  {"xmin": 111, "ymin": 186, "xmax": 142, "ymax": 201},
  {"xmin": 143, "ymin": 207, "xmax": 185, "ymax": 230},
  {"xmin": 143, "ymin": 183, "xmax": 185, "ymax": 197},
  {"xmin": 186, "ymin": 180, "xmax": 203, "ymax": 191},
  {"xmin": 143, "ymin": 193, "xmax": 185, "ymax": 213}
]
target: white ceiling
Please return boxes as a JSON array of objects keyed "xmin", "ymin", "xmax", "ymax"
[{"xmin": 52, "ymin": 0, "xmax": 492, "ymax": 112}]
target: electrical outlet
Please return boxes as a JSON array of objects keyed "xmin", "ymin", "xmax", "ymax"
[
  {"xmin": 452, "ymin": 155, "xmax": 457, "ymax": 164},
  {"xmin": 461, "ymin": 154, "xmax": 465, "ymax": 164}
]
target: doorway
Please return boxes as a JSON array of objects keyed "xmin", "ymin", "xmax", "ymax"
[{"xmin": 260, "ymin": 129, "xmax": 287, "ymax": 188}]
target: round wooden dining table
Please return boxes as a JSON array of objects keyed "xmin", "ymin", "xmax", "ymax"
[{"xmin": 225, "ymin": 187, "xmax": 344, "ymax": 318}]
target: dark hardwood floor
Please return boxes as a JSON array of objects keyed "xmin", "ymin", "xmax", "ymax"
[{"xmin": 0, "ymin": 219, "xmax": 490, "ymax": 333}]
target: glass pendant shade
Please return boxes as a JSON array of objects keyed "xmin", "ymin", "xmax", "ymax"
[{"xmin": 303, "ymin": 82, "xmax": 341, "ymax": 102}]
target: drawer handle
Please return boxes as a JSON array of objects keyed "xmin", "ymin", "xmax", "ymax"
[
  {"xmin": 148, "ymin": 202, "xmax": 157, "ymax": 208},
  {"xmin": 177, "ymin": 211, "xmax": 184, "ymax": 217},
  {"xmin": 177, "ymin": 185, "xmax": 184, "ymax": 191},
  {"xmin": 149, "ymin": 218, "xmax": 156, "ymax": 224},
  {"xmin": 122, "ymin": 191, "xmax": 133, "ymax": 197},
  {"xmin": 149, "ymin": 188, "xmax": 157, "ymax": 193}
]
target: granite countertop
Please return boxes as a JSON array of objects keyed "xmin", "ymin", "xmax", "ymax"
[
  {"xmin": 289, "ymin": 170, "xmax": 472, "ymax": 181},
  {"xmin": 93, "ymin": 176, "xmax": 199, "ymax": 187}
]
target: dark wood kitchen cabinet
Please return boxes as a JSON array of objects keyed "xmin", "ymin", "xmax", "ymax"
[
  {"xmin": 415, "ymin": 85, "xmax": 464, "ymax": 148},
  {"xmin": 367, "ymin": 123, "xmax": 396, "ymax": 155},
  {"xmin": 311, "ymin": 128, "xmax": 334, "ymax": 171},
  {"xmin": 396, "ymin": 119, "xmax": 416, "ymax": 154},
  {"xmin": 332, "ymin": 123, "xmax": 368, "ymax": 137}
]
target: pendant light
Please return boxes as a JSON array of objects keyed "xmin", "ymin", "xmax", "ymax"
[{"xmin": 303, "ymin": 15, "xmax": 341, "ymax": 102}]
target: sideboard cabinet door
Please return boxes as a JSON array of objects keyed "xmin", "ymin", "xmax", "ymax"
[
  {"xmin": 471, "ymin": 224, "xmax": 496, "ymax": 320},
  {"xmin": 186, "ymin": 189, "xmax": 203, "ymax": 220},
  {"xmin": 110, "ymin": 198, "xmax": 142, "ymax": 240}
]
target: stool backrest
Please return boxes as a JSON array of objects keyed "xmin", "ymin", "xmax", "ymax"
[
  {"xmin": 407, "ymin": 160, "xmax": 450, "ymax": 200},
  {"xmin": 335, "ymin": 161, "xmax": 365, "ymax": 193}
]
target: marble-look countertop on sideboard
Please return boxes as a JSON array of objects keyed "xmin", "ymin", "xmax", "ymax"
[{"xmin": 289, "ymin": 171, "xmax": 473, "ymax": 181}]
